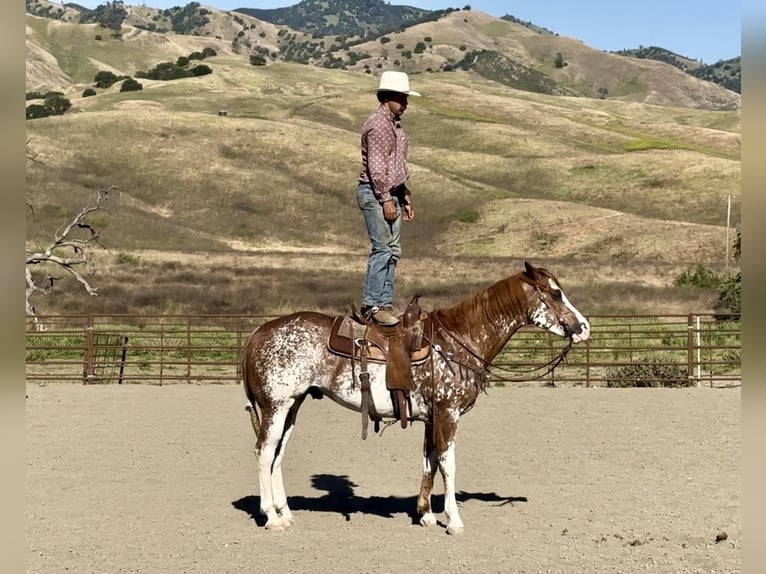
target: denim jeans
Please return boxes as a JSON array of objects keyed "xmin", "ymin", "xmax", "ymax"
[{"xmin": 357, "ymin": 182, "xmax": 401, "ymax": 308}]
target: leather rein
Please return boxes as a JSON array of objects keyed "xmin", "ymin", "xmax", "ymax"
[{"xmin": 426, "ymin": 285, "xmax": 574, "ymax": 384}]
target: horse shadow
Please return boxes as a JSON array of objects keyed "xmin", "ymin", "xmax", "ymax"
[{"xmin": 232, "ymin": 473, "xmax": 527, "ymax": 527}]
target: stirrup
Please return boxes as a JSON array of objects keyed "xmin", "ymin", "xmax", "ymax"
[{"xmin": 368, "ymin": 307, "xmax": 399, "ymax": 326}]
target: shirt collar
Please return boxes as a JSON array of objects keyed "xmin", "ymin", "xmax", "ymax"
[{"xmin": 378, "ymin": 104, "xmax": 398, "ymax": 124}]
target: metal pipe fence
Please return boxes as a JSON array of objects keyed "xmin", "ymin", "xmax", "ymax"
[{"xmin": 25, "ymin": 313, "xmax": 741, "ymax": 388}]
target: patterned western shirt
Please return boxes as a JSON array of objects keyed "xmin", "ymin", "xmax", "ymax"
[{"xmin": 358, "ymin": 104, "xmax": 409, "ymax": 204}]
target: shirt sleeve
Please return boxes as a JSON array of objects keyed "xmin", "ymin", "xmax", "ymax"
[{"xmin": 365, "ymin": 117, "xmax": 395, "ymax": 203}]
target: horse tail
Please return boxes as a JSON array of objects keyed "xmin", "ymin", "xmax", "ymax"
[
  {"xmin": 241, "ymin": 334, "xmax": 261, "ymax": 438},
  {"xmin": 244, "ymin": 399, "xmax": 260, "ymax": 438}
]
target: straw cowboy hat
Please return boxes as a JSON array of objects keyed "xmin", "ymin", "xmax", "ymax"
[{"xmin": 377, "ymin": 71, "xmax": 421, "ymax": 97}]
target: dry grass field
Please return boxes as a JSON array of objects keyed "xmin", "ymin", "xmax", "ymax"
[{"xmin": 25, "ymin": 14, "xmax": 740, "ymax": 317}]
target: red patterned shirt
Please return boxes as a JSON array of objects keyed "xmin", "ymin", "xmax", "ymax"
[{"xmin": 358, "ymin": 104, "xmax": 409, "ymax": 203}]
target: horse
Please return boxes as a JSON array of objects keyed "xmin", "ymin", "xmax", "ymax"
[{"xmin": 241, "ymin": 261, "xmax": 590, "ymax": 534}]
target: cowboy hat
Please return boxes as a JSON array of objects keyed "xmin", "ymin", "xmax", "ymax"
[{"xmin": 377, "ymin": 71, "xmax": 421, "ymax": 97}]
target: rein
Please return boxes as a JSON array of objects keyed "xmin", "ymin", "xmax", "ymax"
[{"xmin": 428, "ymin": 312, "xmax": 573, "ymax": 384}]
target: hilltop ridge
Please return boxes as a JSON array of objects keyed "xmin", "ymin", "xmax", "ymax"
[{"xmin": 26, "ymin": 0, "xmax": 740, "ymax": 109}]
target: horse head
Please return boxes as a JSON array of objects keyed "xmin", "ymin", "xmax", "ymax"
[{"xmin": 521, "ymin": 261, "xmax": 591, "ymax": 343}]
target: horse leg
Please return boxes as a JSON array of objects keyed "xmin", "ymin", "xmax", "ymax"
[
  {"xmin": 268, "ymin": 395, "xmax": 306, "ymax": 526},
  {"xmin": 416, "ymin": 421, "xmax": 439, "ymax": 527},
  {"xmin": 433, "ymin": 406, "xmax": 464, "ymax": 535},
  {"xmin": 256, "ymin": 400, "xmax": 296, "ymax": 530}
]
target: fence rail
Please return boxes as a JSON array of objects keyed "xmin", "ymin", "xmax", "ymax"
[{"xmin": 25, "ymin": 313, "xmax": 741, "ymax": 388}]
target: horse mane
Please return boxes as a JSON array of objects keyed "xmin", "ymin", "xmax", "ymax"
[{"xmin": 431, "ymin": 267, "xmax": 562, "ymax": 336}]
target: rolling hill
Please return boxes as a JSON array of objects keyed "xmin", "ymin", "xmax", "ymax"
[
  {"xmin": 26, "ymin": 1, "xmax": 740, "ymax": 110},
  {"xmin": 24, "ymin": 7, "xmax": 741, "ymax": 317}
]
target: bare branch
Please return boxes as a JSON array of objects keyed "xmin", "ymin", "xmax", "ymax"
[
  {"xmin": 26, "ymin": 137, "xmax": 42, "ymax": 214},
  {"xmin": 25, "ymin": 186, "xmax": 116, "ymax": 322},
  {"xmin": 25, "ymin": 137, "xmax": 43, "ymax": 164}
]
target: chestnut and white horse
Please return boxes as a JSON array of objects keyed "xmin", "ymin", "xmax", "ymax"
[{"xmin": 241, "ymin": 262, "xmax": 590, "ymax": 534}]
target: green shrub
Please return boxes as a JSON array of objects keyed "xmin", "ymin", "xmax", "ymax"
[
  {"xmin": 26, "ymin": 104, "xmax": 50, "ymax": 120},
  {"xmin": 201, "ymin": 47, "xmax": 217, "ymax": 58},
  {"xmin": 605, "ymin": 355, "xmax": 691, "ymax": 387},
  {"xmin": 82, "ymin": 88, "xmax": 97, "ymax": 97},
  {"xmin": 176, "ymin": 56, "xmax": 190, "ymax": 67},
  {"xmin": 115, "ymin": 252, "xmax": 141, "ymax": 265},
  {"xmin": 675, "ymin": 264, "xmax": 721, "ymax": 288},
  {"xmin": 190, "ymin": 64, "xmax": 213, "ymax": 76},
  {"xmin": 94, "ymin": 70, "xmax": 120, "ymax": 88},
  {"xmin": 249, "ymin": 54, "xmax": 267, "ymax": 66},
  {"xmin": 453, "ymin": 209, "xmax": 479, "ymax": 223},
  {"xmin": 120, "ymin": 78, "xmax": 143, "ymax": 92},
  {"xmin": 716, "ymin": 228, "xmax": 741, "ymax": 315},
  {"xmin": 139, "ymin": 62, "xmax": 188, "ymax": 81},
  {"xmin": 716, "ymin": 272, "xmax": 741, "ymax": 315},
  {"xmin": 43, "ymin": 94, "xmax": 71, "ymax": 115}
]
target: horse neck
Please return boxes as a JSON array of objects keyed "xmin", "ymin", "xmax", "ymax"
[{"xmin": 432, "ymin": 274, "xmax": 531, "ymax": 362}]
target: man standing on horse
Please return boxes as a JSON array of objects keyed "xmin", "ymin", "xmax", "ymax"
[{"xmin": 357, "ymin": 71, "xmax": 419, "ymax": 327}]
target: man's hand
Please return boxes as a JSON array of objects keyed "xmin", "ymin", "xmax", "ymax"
[
  {"xmin": 402, "ymin": 203, "xmax": 414, "ymax": 221},
  {"xmin": 382, "ymin": 200, "xmax": 397, "ymax": 222}
]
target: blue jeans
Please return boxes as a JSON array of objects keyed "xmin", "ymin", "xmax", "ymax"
[{"xmin": 357, "ymin": 183, "xmax": 401, "ymax": 308}]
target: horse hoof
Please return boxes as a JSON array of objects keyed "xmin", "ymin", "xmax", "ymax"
[
  {"xmin": 446, "ymin": 525, "xmax": 465, "ymax": 536},
  {"xmin": 265, "ymin": 519, "xmax": 289, "ymax": 531},
  {"xmin": 419, "ymin": 514, "xmax": 437, "ymax": 527}
]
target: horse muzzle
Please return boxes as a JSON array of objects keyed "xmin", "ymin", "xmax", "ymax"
[{"xmin": 569, "ymin": 320, "xmax": 591, "ymax": 343}]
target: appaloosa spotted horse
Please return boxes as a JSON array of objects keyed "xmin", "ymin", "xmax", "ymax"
[{"xmin": 241, "ymin": 262, "xmax": 590, "ymax": 534}]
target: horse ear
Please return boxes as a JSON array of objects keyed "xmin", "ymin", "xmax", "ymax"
[{"xmin": 523, "ymin": 261, "xmax": 537, "ymax": 279}]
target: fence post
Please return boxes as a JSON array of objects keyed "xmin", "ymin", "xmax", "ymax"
[
  {"xmin": 548, "ymin": 332, "xmax": 555, "ymax": 387},
  {"xmin": 236, "ymin": 327, "xmax": 243, "ymax": 383},
  {"xmin": 159, "ymin": 322, "xmax": 164, "ymax": 386},
  {"xmin": 186, "ymin": 316, "xmax": 192, "ymax": 384},
  {"xmin": 83, "ymin": 315, "xmax": 94, "ymax": 384},
  {"xmin": 696, "ymin": 315, "xmax": 702, "ymax": 388},
  {"xmin": 118, "ymin": 336, "xmax": 128, "ymax": 384},
  {"xmin": 687, "ymin": 314, "xmax": 695, "ymax": 387}
]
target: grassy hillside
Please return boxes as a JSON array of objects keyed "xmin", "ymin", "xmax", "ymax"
[
  {"xmin": 26, "ymin": 6, "xmax": 740, "ymax": 111},
  {"xmin": 25, "ymin": 17, "xmax": 741, "ymax": 318}
]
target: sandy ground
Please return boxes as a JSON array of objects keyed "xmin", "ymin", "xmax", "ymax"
[{"xmin": 26, "ymin": 383, "xmax": 740, "ymax": 574}]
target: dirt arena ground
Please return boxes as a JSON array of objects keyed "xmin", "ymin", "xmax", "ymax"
[{"xmin": 26, "ymin": 383, "xmax": 740, "ymax": 574}]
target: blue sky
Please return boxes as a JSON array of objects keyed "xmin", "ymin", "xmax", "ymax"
[{"xmin": 71, "ymin": 1, "xmax": 741, "ymax": 64}]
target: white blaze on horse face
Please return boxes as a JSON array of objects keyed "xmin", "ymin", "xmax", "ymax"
[
  {"xmin": 530, "ymin": 279, "xmax": 590, "ymax": 343},
  {"xmin": 553, "ymin": 278, "xmax": 590, "ymax": 343}
]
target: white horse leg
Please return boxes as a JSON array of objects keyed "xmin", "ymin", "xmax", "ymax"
[
  {"xmin": 439, "ymin": 443, "xmax": 464, "ymax": 535},
  {"xmin": 417, "ymin": 422, "xmax": 438, "ymax": 527},
  {"xmin": 270, "ymin": 425, "xmax": 294, "ymax": 525},
  {"xmin": 432, "ymin": 407, "xmax": 464, "ymax": 535},
  {"xmin": 256, "ymin": 403, "xmax": 293, "ymax": 530},
  {"xmin": 270, "ymin": 397, "xmax": 306, "ymax": 526}
]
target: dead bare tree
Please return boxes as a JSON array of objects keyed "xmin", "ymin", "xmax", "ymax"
[
  {"xmin": 25, "ymin": 186, "xmax": 115, "ymax": 330},
  {"xmin": 26, "ymin": 137, "xmax": 42, "ymax": 214}
]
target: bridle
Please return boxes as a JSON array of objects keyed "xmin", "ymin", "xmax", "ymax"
[
  {"xmin": 427, "ymin": 288, "xmax": 573, "ymax": 385},
  {"xmin": 532, "ymin": 282, "xmax": 575, "ymax": 338}
]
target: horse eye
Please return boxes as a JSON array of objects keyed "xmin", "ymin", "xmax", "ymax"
[{"xmin": 551, "ymin": 289, "xmax": 563, "ymax": 300}]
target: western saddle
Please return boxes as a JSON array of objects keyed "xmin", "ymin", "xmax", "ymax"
[{"xmin": 326, "ymin": 295, "xmax": 431, "ymax": 439}]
